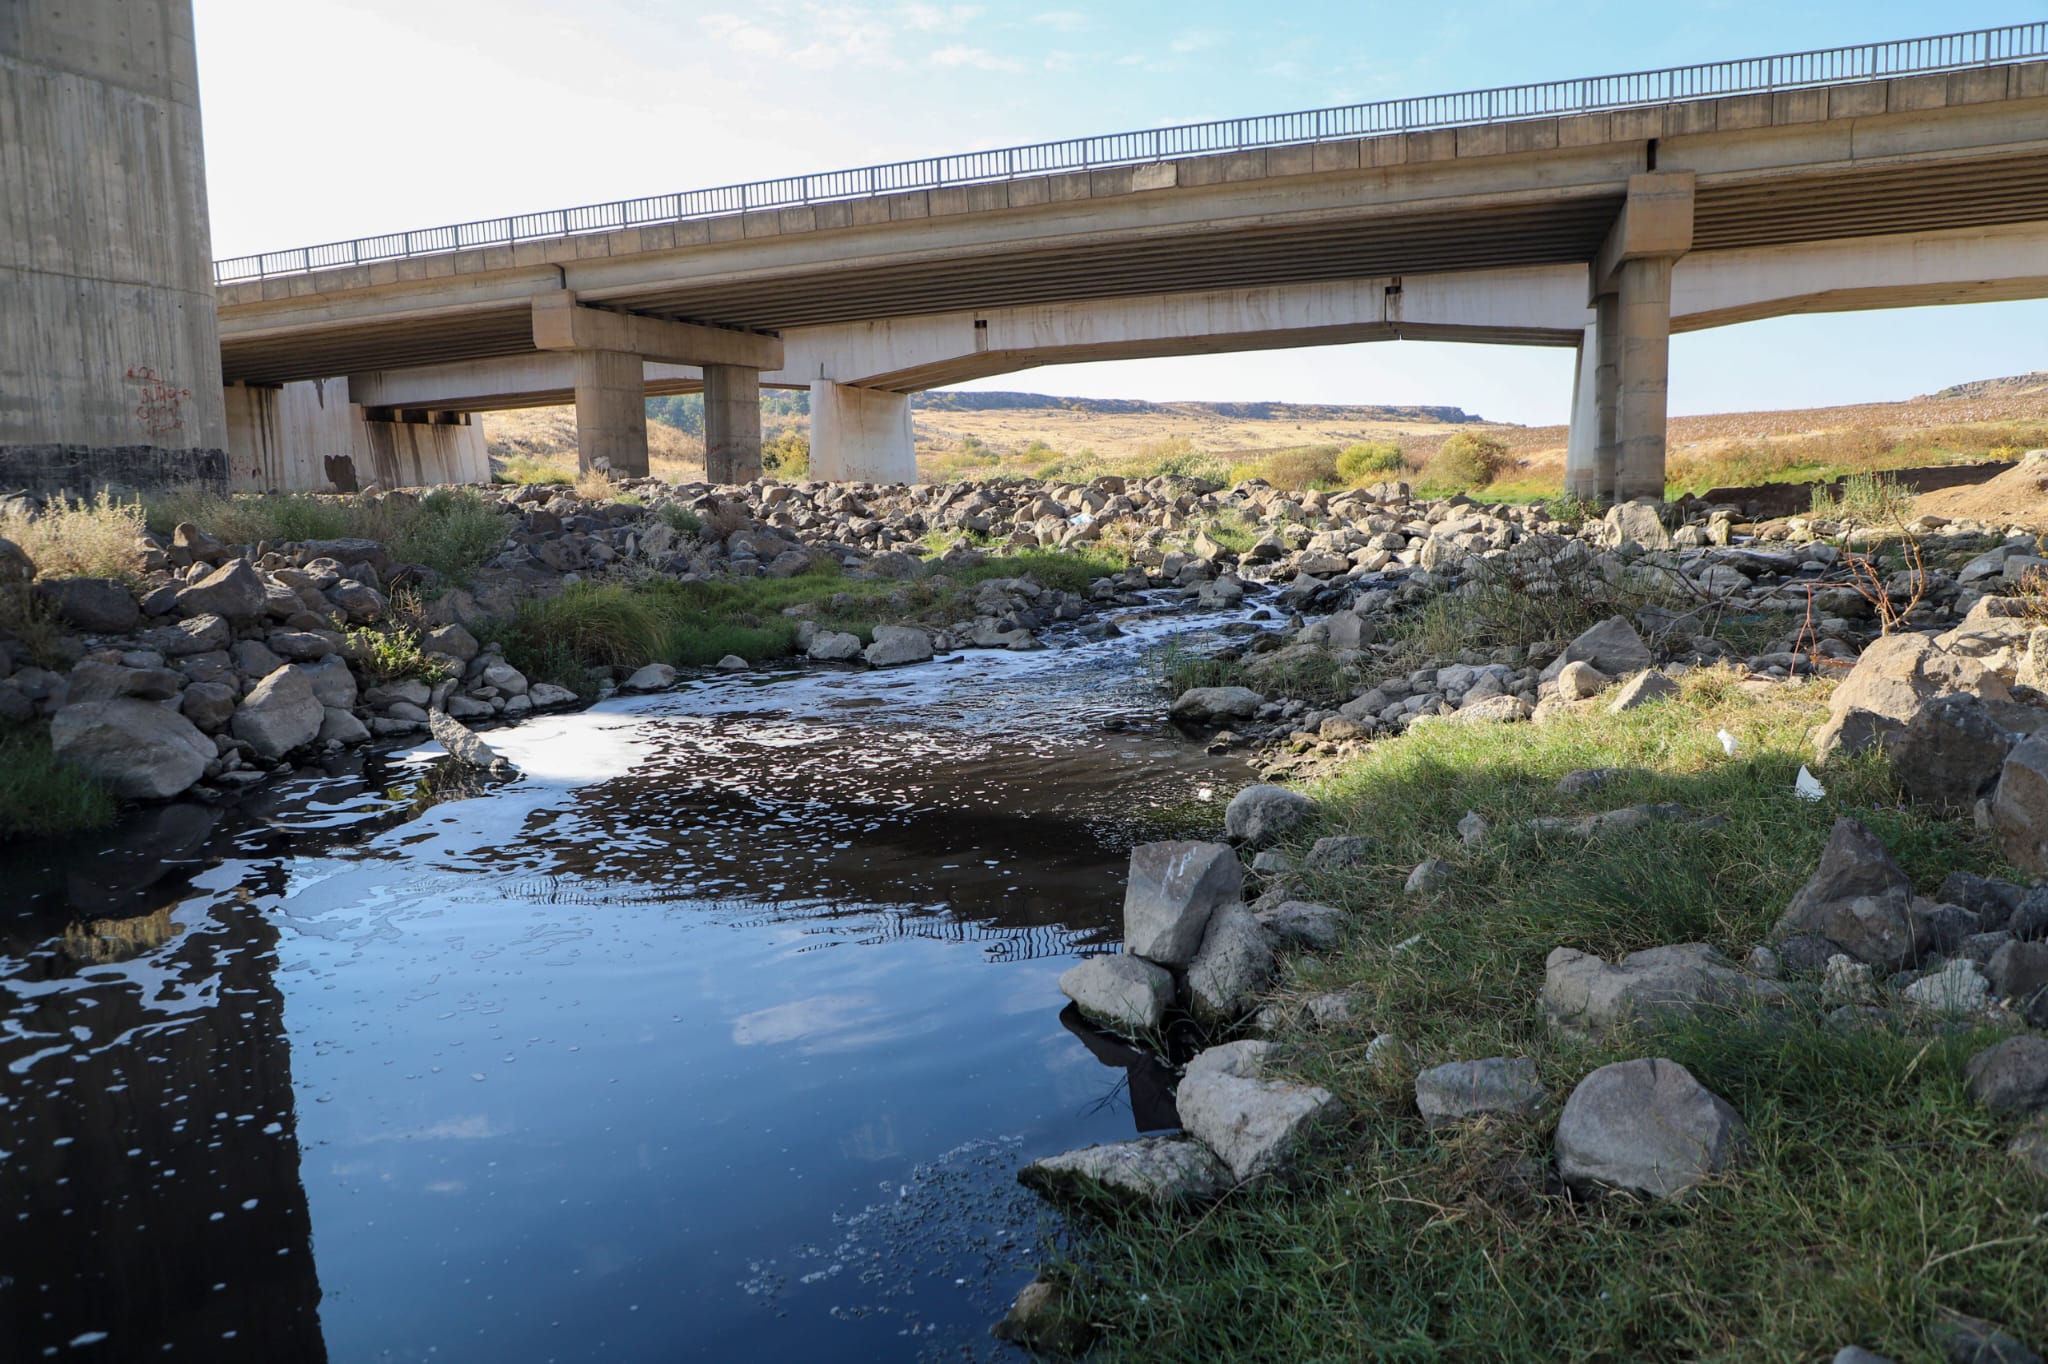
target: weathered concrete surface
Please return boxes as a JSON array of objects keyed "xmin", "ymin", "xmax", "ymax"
[{"xmin": 1, "ymin": 0, "xmax": 227, "ymax": 493}]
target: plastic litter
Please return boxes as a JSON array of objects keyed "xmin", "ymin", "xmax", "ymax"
[
  {"xmin": 1716, "ymin": 728, "xmax": 1739, "ymax": 756},
  {"xmin": 1795, "ymin": 766, "xmax": 1826, "ymax": 801}
]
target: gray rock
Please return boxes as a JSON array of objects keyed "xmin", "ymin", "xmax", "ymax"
[
  {"xmin": 623, "ymin": 663, "xmax": 677, "ymax": 691},
  {"xmin": 1891, "ymin": 692, "xmax": 2016, "ymax": 807},
  {"xmin": 1987, "ymin": 940, "xmax": 2048, "ymax": 1015},
  {"xmin": 1822, "ymin": 953, "xmax": 1876, "ymax": 1006},
  {"xmin": 714, "ymin": 654, "xmax": 748, "ymax": 671},
  {"xmin": 1774, "ymin": 817, "xmax": 1920, "ymax": 970},
  {"xmin": 1414, "ymin": 1057, "xmax": 1549, "ymax": 1129},
  {"xmin": 35, "ymin": 577, "xmax": 138, "ymax": 632},
  {"xmin": 1550, "ymin": 614, "xmax": 1653, "ymax": 680},
  {"xmin": 178, "ymin": 680, "xmax": 237, "ymax": 732},
  {"xmin": 1913, "ymin": 899, "xmax": 1982, "ymax": 955},
  {"xmin": 66, "ymin": 661, "xmax": 179, "ymax": 704},
  {"xmin": 1224, "ymin": 783, "xmax": 1314, "ymax": 847},
  {"xmin": 423, "ymin": 624, "xmax": 480, "ymax": 662},
  {"xmin": 230, "ymin": 639, "xmax": 285, "ymax": 680},
  {"xmin": 1176, "ymin": 1060, "xmax": 1341, "ymax": 1182},
  {"xmin": 1556, "ymin": 766, "xmax": 1641, "ymax": 796},
  {"xmin": 989, "ymin": 1277, "xmax": 1093, "ymax": 1360},
  {"xmin": 1169, "ymin": 685, "xmax": 1264, "ymax": 725},
  {"xmin": 429, "ymin": 708, "xmax": 510, "ymax": 771},
  {"xmin": 1831, "ymin": 1348, "xmax": 1896, "ymax": 1364},
  {"xmin": 266, "ymin": 629, "xmax": 341, "ymax": 661},
  {"xmin": 1185, "ymin": 903, "xmax": 1276, "ymax": 1025},
  {"xmin": 1554, "ymin": 1057, "xmax": 1749, "ymax": 1199},
  {"xmin": 1057, "ymin": 954, "xmax": 1174, "ymax": 1033},
  {"xmin": 1939, "ymin": 872, "xmax": 2024, "ymax": 932},
  {"xmin": 154, "ymin": 613, "xmax": 230, "ymax": 657},
  {"xmin": 1304, "ymin": 834, "xmax": 1374, "ymax": 871},
  {"xmin": 1902, "ymin": 958, "xmax": 1991, "ymax": 1017},
  {"xmin": 326, "ymin": 579, "xmax": 384, "ymax": 622},
  {"xmin": 863, "ymin": 624, "xmax": 933, "ymax": 667},
  {"xmin": 1965, "ymin": 1035, "xmax": 2048, "ymax": 1116},
  {"xmin": 1457, "ymin": 810, "xmax": 1491, "ymax": 846},
  {"xmin": 1438, "ymin": 694, "xmax": 1532, "ymax": 724},
  {"xmin": 48, "ymin": 698, "xmax": 215, "ymax": 800},
  {"xmin": 1543, "ymin": 943, "xmax": 1790, "ymax": 1041},
  {"xmin": 1405, "ymin": 858, "xmax": 1451, "ymax": 894},
  {"xmin": 366, "ymin": 679, "xmax": 432, "ymax": 710},
  {"xmin": 1019, "ymin": 1136, "xmax": 1228, "ymax": 1207},
  {"xmin": 1814, "ymin": 632, "xmax": 2010, "ymax": 762},
  {"xmin": 0, "ymin": 536, "xmax": 35, "ymax": 585},
  {"xmin": 807, "ymin": 630, "xmax": 863, "ymax": 662},
  {"xmin": 1606, "ymin": 669, "xmax": 1680, "ymax": 713},
  {"xmin": 528, "ymin": 682, "xmax": 578, "ymax": 708},
  {"xmin": 175, "ymin": 559, "xmax": 268, "ymax": 621},
  {"xmin": 1184, "ymin": 1039, "xmax": 1277, "ymax": 1082},
  {"xmin": 230, "ymin": 666, "xmax": 324, "ymax": 759},
  {"xmin": 1928, "ymin": 1310, "xmax": 2044, "ymax": 1364},
  {"xmin": 479, "ymin": 661, "xmax": 527, "ymax": 696},
  {"xmin": 1994, "ymin": 734, "xmax": 2048, "ymax": 878},
  {"xmin": 1123, "ymin": 840, "xmax": 1242, "ymax": 966},
  {"xmin": 1254, "ymin": 900, "xmax": 1346, "ymax": 951},
  {"xmin": 317, "ymin": 707, "xmax": 369, "ymax": 745},
  {"xmin": 2010, "ymin": 1123, "xmax": 2048, "ymax": 1182},
  {"xmin": 1604, "ymin": 500, "xmax": 1672, "ymax": 551},
  {"xmin": 299, "ymin": 655, "xmax": 357, "ymax": 709}
]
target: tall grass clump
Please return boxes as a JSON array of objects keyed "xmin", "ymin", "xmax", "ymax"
[
  {"xmin": 1336, "ymin": 441, "xmax": 1404, "ymax": 484},
  {"xmin": 144, "ymin": 490, "xmax": 349, "ymax": 545},
  {"xmin": 0, "ymin": 731, "xmax": 116, "ymax": 839},
  {"xmin": 494, "ymin": 455, "xmax": 573, "ymax": 486},
  {"xmin": 383, "ymin": 489, "xmax": 508, "ymax": 587},
  {"xmin": 0, "ymin": 491, "xmax": 147, "ymax": 580}
]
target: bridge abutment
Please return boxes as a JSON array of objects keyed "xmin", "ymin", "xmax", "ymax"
[{"xmin": 809, "ymin": 382, "xmax": 915, "ymax": 483}]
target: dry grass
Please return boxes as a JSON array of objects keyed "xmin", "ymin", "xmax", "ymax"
[
  {"xmin": 0, "ymin": 491, "xmax": 147, "ymax": 580},
  {"xmin": 482, "ymin": 405, "xmax": 707, "ymax": 483}
]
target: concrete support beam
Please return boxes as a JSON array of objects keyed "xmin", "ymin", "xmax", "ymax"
[
  {"xmin": 1614, "ymin": 257, "xmax": 1673, "ymax": 503},
  {"xmin": 532, "ymin": 290, "xmax": 781, "ymax": 370},
  {"xmin": 1564, "ymin": 326, "xmax": 1598, "ymax": 499},
  {"xmin": 1593, "ymin": 172, "xmax": 1695, "ymax": 292},
  {"xmin": 1594, "ymin": 291, "xmax": 1621, "ymax": 500},
  {"xmin": 703, "ymin": 365, "xmax": 761, "ymax": 485},
  {"xmin": 809, "ymin": 382, "xmax": 915, "ymax": 483},
  {"xmin": 573, "ymin": 349, "xmax": 649, "ymax": 476}
]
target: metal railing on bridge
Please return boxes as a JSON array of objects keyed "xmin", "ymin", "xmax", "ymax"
[{"xmin": 212, "ymin": 22, "xmax": 2048, "ymax": 284}]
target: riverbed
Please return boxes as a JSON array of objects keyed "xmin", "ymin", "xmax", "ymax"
[{"xmin": 0, "ymin": 603, "xmax": 1256, "ymax": 1361}]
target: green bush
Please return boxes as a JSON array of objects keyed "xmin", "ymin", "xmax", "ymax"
[
  {"xmin": 1422, "ymin": 431, "xmax": 1514, "ymax": 490},
  {"xmin": 387, "ymin": 490, "xmax": 507, "ymax": 587},
  {"xmin": 1228, "ymin": 445, "xmax": 1342, "ymax": 490},
  {"xmin": 1336, "ymin": 441, "xmax": 1404, "ymax": 483}
]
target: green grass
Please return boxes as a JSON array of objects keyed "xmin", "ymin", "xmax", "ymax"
[
  {"xmin": 141, "ymin": 488, "xmax": 507, "ymax": 587},
  {"xmin": 1054, "ymin": 672, "xmax": 2047, "ymax": 1361},
  {"xmin": 496, "ymin": 547, "xmax": 1128, "ymax": 691},
  {"xmin": 0, "ymin": 730, "xmax": 116, "ymax": 840}
]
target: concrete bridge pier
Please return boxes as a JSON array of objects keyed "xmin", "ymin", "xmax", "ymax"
[
  {"xmin": 1565, "ymin": 172, "xmax": 1691, "ymax": 503},
  {"xmin": 704, "ymin": 365, "xmax": 763, "ymax": 484},
  {"xmin": 809, "ymin": 382, "xmax": 915, "ymax": 483},
  {"xmin": 573, "ymin": 349, "xmax": 650, "ymax": 477}
]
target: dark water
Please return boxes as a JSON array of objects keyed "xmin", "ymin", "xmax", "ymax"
[{"xmin": 0, "ymin": 605, "xmax": 1252, "ymax": 1362}]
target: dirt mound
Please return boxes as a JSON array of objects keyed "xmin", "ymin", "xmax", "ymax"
[{"xmin": 1917, "ymin": 449, "xmax": 2048, "ymax": 527}]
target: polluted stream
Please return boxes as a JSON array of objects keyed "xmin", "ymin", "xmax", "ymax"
[{"xmin": 0, "ymin": 598, "xmax": 1264, "ymax": 1361}]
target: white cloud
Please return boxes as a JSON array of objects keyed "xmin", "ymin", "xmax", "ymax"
[
  {"xmin": 931, "ymin": 44, "xmax": 1022, "ymax": 71},
  {"xmin": 898, "ymin": 2, "xmax": 980, "ymax": 30},
  {"xmin": 1033, "ymin": 9, "xmax": 1089, "ymax": 31}
]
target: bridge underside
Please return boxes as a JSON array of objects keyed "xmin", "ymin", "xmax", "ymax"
[{"xmin": 212, "ymin": 62, "xmax": 2048, "ymax": 493}]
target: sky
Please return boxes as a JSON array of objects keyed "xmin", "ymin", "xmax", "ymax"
[{"xmin": 192, "ymin": 1, "xmax": 2048, "ymax": 426}]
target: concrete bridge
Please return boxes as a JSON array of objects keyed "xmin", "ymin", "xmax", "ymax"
[{"xmin": 9, "ymin": 8, "xmax": 2048, "ymax": 498}]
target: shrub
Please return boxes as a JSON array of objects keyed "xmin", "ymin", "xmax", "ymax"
[
  {"xmin": 387, "ymin": 490, "xmax": 508, "ymax": 587},
  {"xmin": 143, "ymin": 490, "xmax": 350, "ymax": 545},
  {"xmin": 763, "ymin": 430, "xmax": 809, "ymax": 480},
  {"xmin": 1, "ymin": 491, "xmax": 147, "ymax": 580},
  {"xmin": 1422, "ymin": 432, "xmax": 1514, "ymax": 490},
  {"xmin": 495, "ymin": 455, "xmax": 573, "ymax": 486},
  {"xmin": 1336, "ymin": 441, "xmax": 1404, "ymax": 483},
  {"xmin": 659, "ymin": 505, "xmax": 704, "ymax": 537}
]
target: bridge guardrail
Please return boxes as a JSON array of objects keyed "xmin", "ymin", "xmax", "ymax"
[{"xmin": 213, "ymin": 22, "xmax": 2048, "ymax": 285}]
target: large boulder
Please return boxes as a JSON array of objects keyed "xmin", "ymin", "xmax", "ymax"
[
  {"xmin": 1543, "ymin": 615, "xmax": 1652, "ymax": 683},
  {"xmin": 428, "ymin": 708, "xmax": 510, "ymax": 772},
  {"xmin": 1890, "ymin": 693, "xmax": 2015, "ymax": 807},
  {"xmin": 174, "ymin": 559, "xmax": 268, "ymax": 621},
  {"xmin": 230, "ymin": 666, "xmax": 324, "ymax": 759},
  {"xmin": 1773, "ymin": 817, "xmax": 1920, "ymax": 970},
  {"xmin": 1168, "ymin": 686, "xmax": 1263, "ymax": 725},
  {"xmin": 1255, "ymin": 899, "xmax": 1347, "ymax": 951},
  {"xmin": 1993, "ymin": 734, "xmax": 2048, "ymax": 877},
  {"xmin": 1123, "ymin": 840, "xmax": 1242, "ymax": 966},
  {"xmin": 1019, "ymin": 1136, "xmax": 1228, "ymax": 1207},
  {"xmin": 1965, "ymin": 1035, "xmax": 2048, "ymax": 1116},
  {"xmin": 49, "ymin": 698, "xmax": 215, "ymax": 799},
  {"xmin": 1603, "ymin": 500, "xmax": 1672, "ymax": 550},
  {"xmin": 1175, "ymin": 1047, "xmax": 1341, "ymax": 1182},
  {"xmin": 1554, "ymin": 1057, "xmax": 1750, "ymax": 1199},
  {"xmin": 1542, "ymin": 943, "xmax": 1789, "ymax": 1041},
  {"xmin": 1057, "ymin": 954, "xmax": 1174, "ymax": 1033},
  {"xmin": 1814, "ymin": 633, "xmax": 2011, "ymax": 762},
  {"xmin": 1185, "ymin": 903, "xmax": 1275, "ymax": 1025},
  {"xmin": 806, "ymin": 630, "xmax": 863, "ymax": 662},
  {"xmin": 1414, "ymin": 1057, "xmax": 1550, "ymax": 1129},
  {"xmin": 1987, "ymin": 940, "xmax": 2048, "ymax": 1021},
  {"xmin": 863, "ymin": 625, "xmax": 933, "ymax": 668},
  {"xmin": 1224, "ymin": 783, "xmax": 1314, "ymax": 847},
  {"xmin": 299, "ymin": 654, "xmax": 357, "ymax": 710},
  {"xmin": 35, "ymin": 577, "xmax": 138, "ymax": 632}
]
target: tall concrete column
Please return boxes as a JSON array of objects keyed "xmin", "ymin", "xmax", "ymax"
[
  {"xmin": 1, "ymin": 0, "xmax": 229, "ymax": 495},
  {"xmin": 1614, "ymin": 258, "xmax": 1673, "ymax": 503},
  {"xmin": 809, "ymin": 381, "xmax": 915, "ymax": 484},
  {"xmin": 1564, "ymin": 326, "xmax": 1599, "ymax": 500},
  {"xmin": 573, "ymin": 350, "xmax": 649, "ymax": 476},
  {"xmin": 1594, "ymin": 291, "xmax": 1621, "ymax": 501},
  {"xmin": 703, "ymin": 365, "xmax": 761, "ymax": 485}
]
